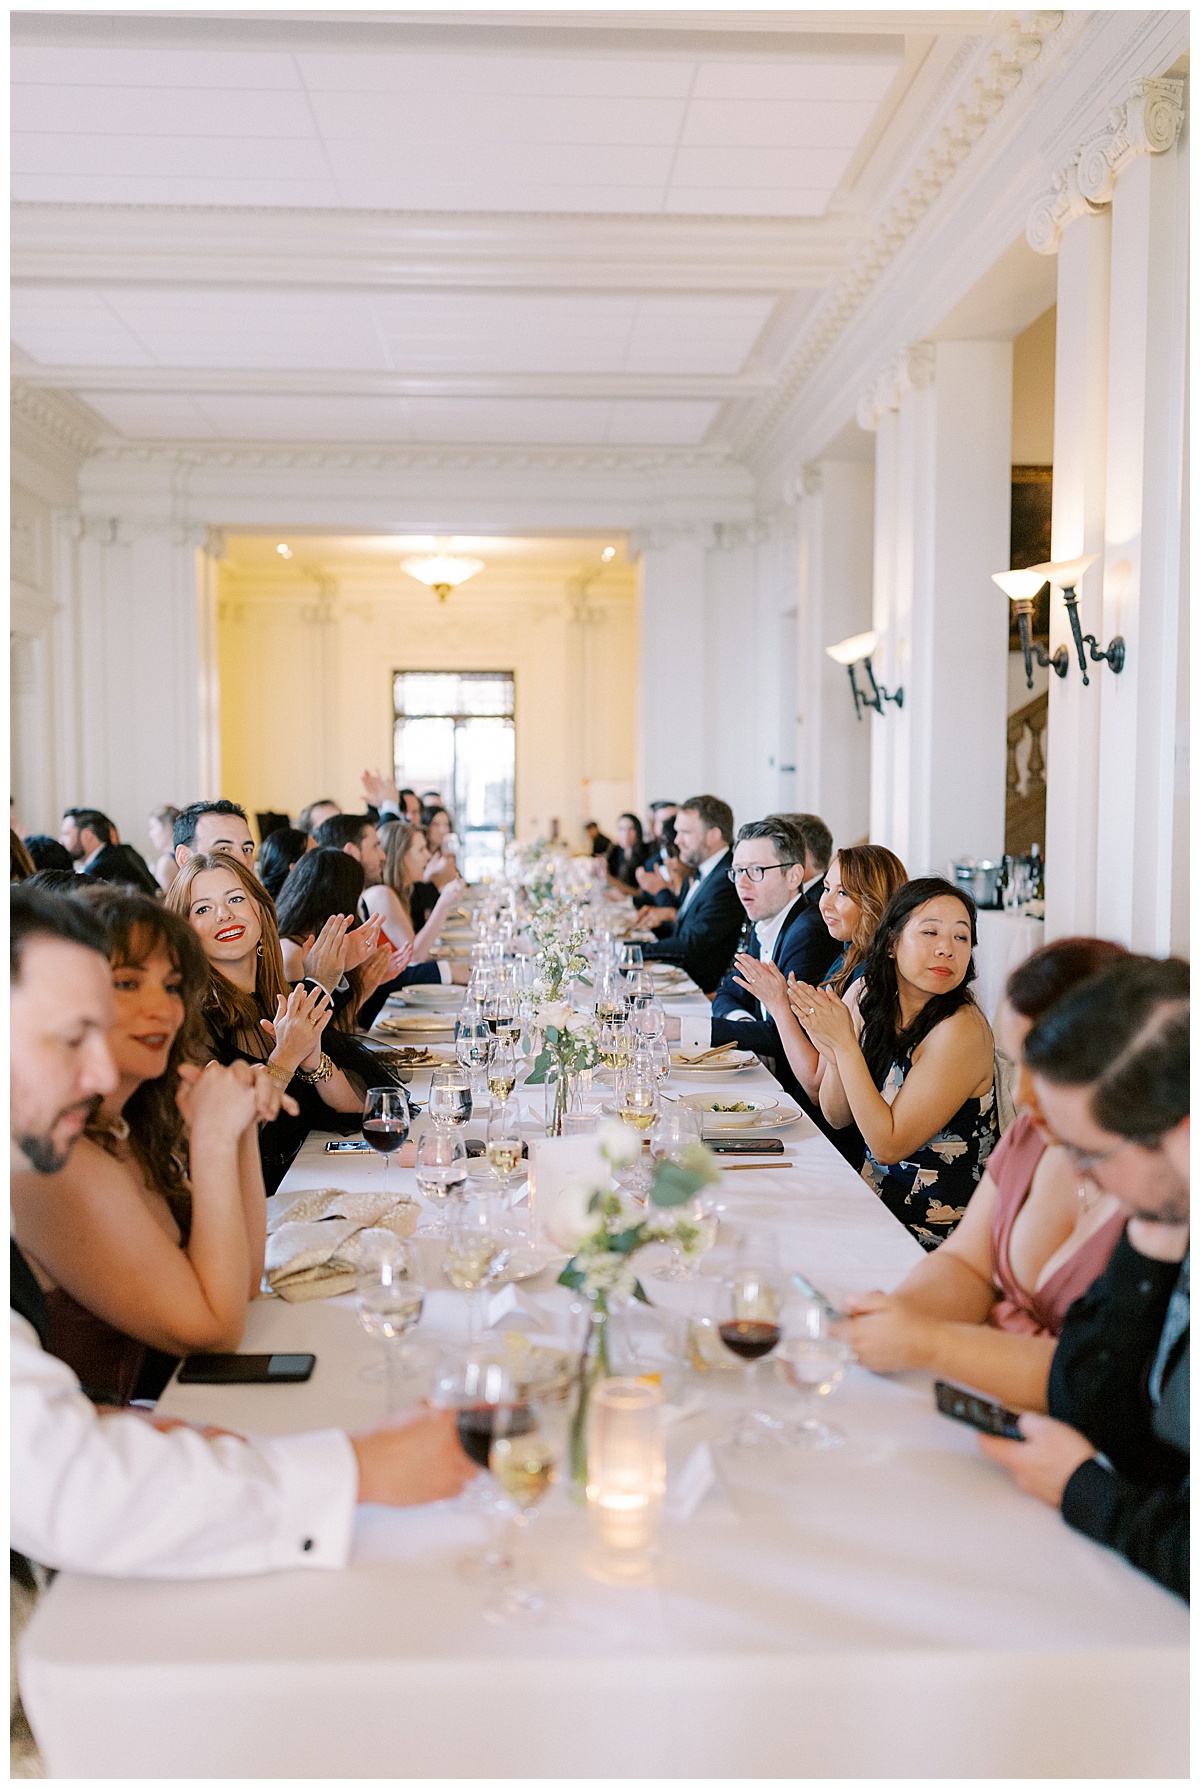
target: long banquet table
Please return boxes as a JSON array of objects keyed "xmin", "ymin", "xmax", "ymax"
[{"xmin": 20, "ymin": 977, "xmax": 1189, "ymax": 1778}]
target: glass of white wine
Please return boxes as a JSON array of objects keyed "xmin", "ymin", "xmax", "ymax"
[
  {"xmin": 486, "ymin": 1099, "xmax": 524, "ymax": 1198},
  {"xmin": 486, "ymin": 1032, "xmax": 518, "ymax": 1105},
  {"xmin": 414, "ymin": 1127, "xmax": 468, "ymax": 1237},
  {"xmin": 614, "ymin": 1059, "xmax": 658, "ymax": 1196},
  {"xmin": 445, "ymin": 1192, "xmax": 504, "ymax": 1336},
  {"xmin": 484, "ymin": 1396, "xmax": 563, "ymax": 1625}
]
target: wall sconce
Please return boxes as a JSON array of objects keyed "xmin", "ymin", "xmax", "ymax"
[
  {"xmin": 825, "ymin": 630, "xmax": 904, "ymax": 721},
  {"xmin": 991, "ymin": 569, "xmax": 1068, "ymax": 691},
  {"xmin": 1028, "ymin": 554, "xmax": 1125, "ymax": 685}
]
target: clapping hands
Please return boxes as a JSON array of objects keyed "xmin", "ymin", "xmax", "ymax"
[
  {"xmin": 261, "ymin": 982, "xmax": 334, "ymax": 1075},
  {"xmin": 732, "ymin": 952, "xmax": 789, "ymax": 1020},
  {"xmin": 788, "ymin": 979, "xmax": 856, "ymax": 1055}
]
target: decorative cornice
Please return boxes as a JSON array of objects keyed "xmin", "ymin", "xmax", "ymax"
[
  {"xmin": 11, "ymin": 383, "xmax": 103, "ymax": 459},
  {"xmin": 89, "ymin": 440, "xmax": 742, "ymax": 476},
  {"xmin": 1027, "ymin": 77, "xmax": 1185, "ymax": 254},
  {"xmin": 855, "ymin": 342, "xmax": 936, "ymax": 433},
  {"xmin": 746, "ymin": 12, "xmax": 1064, "ymax": 452}
]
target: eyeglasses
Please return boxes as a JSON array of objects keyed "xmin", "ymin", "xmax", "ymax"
[
  {"xmin": 728, "ymin": 863, "xmax": 797, "ymax": 884},
  {"xmin": 1058, "ymin": 1135, "xmax": 1139, "ymax": 1173}
]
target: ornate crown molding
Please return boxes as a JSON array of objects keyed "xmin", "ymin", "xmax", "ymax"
[
  {"xmin": 1027, "ymin": 77, "xmax": 1185, "ymax": 254},
  {"xmin": 11, "ymin": 383, "xmax": 103, "ymax": 459},
  {"xmin": 89, "ymin": 440, "xmax": 741, "ymax": 476},
  {"xmin": 746, "ymin": 12, "xmax": 1064, "ymax": 455},
  {"xmin": 855, "ymin": 342, "xmax": 936, "ymax": 433}
]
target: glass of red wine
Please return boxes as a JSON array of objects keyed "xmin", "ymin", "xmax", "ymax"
[
  {"xmin": 432, "ymin": 1344, "xmax": 531, "ymax": 1575},
  {"xmin": 362, "ymin": 1086, "xmax": 411, "ymax": 1190},
  {"xmin": 719, "ymin": 1258, "xmax": 785, "ymax": 1448}
]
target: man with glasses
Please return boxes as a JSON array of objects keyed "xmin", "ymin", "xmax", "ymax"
[
  {"xmin": 641, "ymin": 795, "xmax": 741, "ymax": 994},
  {"xmin": 670, "ymin": 817, "xmax": 839, "ymax": 1088},
  {"xmin": 979, "ymin": 955, "xmax": 1188, "ymax": 1600}
]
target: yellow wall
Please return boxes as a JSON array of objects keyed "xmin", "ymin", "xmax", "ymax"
[
  {"xmin": 1011, "ymin": 305, "xmax": 1056, "ymax": 465},
  {"xmin": 216, "ymin": 547, "xmax": 639, "ymax": 847}
]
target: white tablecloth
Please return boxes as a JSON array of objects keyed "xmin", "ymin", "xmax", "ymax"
[
  {"xmin": 974, "ymin": 910, "xmax": 1046, "ymax": 1021},
  {"xmin": 20, "ymin": 1014, "xmax": 1188, "ymax": 1778}
]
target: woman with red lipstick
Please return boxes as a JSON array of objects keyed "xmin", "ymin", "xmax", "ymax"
[
  {"xmin": 167, "ymin": 853, "xmax": 375, "ymax": 1193},
  {"xmin": 10, "ymin": 888, "xmax": 281, "ymax": 1403},
  {"xmin": 792, "ymin": 878, "xmax": 998, "ymax": 1251}
]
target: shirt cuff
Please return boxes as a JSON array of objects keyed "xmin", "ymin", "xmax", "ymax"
[
  {"xmin": 378, "ymin": 801, "xmax": 400, "ymax": 820},
  {"xmin": 437, "ymin": 961, "xmax": 452, "ymax": 984},
  {"xmin": 677, "ymin": 1015, "xmax": 712, "ymax": 1051},
  {"xmin": 253, "ymin": 1428, "xmax": 359, "ymax": 1570},
  {"xmin": 726, "ymin": 1011, "xmax": 754, "ymax": 1023}
]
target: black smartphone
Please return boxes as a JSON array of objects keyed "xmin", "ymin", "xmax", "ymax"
[
  {"xmin": 708, "ymin": 1137, "xmax": 786, "ymax": 1155},
  {"xmin": 177, "ymin": 1353, "xmax": 316, "ymax": 1385},
  {"xmin": 326, "ymin": 1139, "xmax": 371, "ymax": 1153},
  {"xmin": 934, "ymin": 1379, "xmax": 1024, "ymax": 1440}
]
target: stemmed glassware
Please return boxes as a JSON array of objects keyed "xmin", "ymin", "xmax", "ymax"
[
  {"xmin": 614, "ymin": 1058, "xmax": 659, "ymax": 1196},
  {"xmin": 636, "ymin": 1033, "xmax": 671, "ymax": 1085},
  {"xmin": 624, "ymin": 968, "xmax": 655, "ymax": 1010},
  {"xmin": 429, "ymin": 1065, "xmax": 472, "ymax": 1128},
  {"xmin": 354, "ymin": 1239, "xmax": 423, "ymax": 1401},
  {"xmin": 431, "ymin": 1344, "xmax": 525, "ymax": 1561},
  {"xmin": 617, "ymin": 942, "xmax": 644, "ymax": 972},
  {"xmin": 484, "ymin": 1394, "xmax": 564, "ymax": 1625},
  {"xmin": 362, "ymin": 1086, "xmax": 411, "ymax": 1189},
  {"xmin": 777, "ymin": 1300, "xmax": 853, "ymax": 1450},
  {"xmin": 486, "ymin": 1099, "xmax": 524, "ymax": 1199},
  {"xmin": 719, "ymin": 1250, "xmax": 786, "ymax": 1448},
  {"xmin": 445, "ymin": 1191, "xmax": 505, "ymax": 1336},
  {"xmin": 455, "ymin": 1003, "xmax": 491, "ymax": 1105},
  {"xmin": 486, "ymin": 1032, "xmax": 518, "ymax": 1106},
  {"xmin": 414, "ymin": 1127, "xmax": 469, "ymax": 1236},
  {"xmin": 633, "ymin": 999, "xmax": 667, "ymax": 1041}
]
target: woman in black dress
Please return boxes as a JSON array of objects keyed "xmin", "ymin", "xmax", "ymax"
[
  {"xmin": 606, "ymin": 813, "xmax": 650, "ymax": 894},
  {"xmin": 793, "ymin": 878, "xmax": 997, "ymax": 1251},
  {"xmin": 167, "ymin": 853, "xmax": 378, "ymax": 1193}
]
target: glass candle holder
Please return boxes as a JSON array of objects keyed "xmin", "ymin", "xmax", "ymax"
[{"xmin": 585, "ymin": 1378, "xmax": 666, "ymax": 1581}]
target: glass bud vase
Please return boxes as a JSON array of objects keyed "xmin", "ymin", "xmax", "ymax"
[
  {"xmin": 543, "ymin": 1060, "xmax": 580, "ymax": 1137},
  {"xmin": 568, "ymin": 1296, "xmax": 612, "ymax": 1498}
]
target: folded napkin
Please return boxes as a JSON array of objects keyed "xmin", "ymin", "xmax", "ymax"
[
  {"xmin": 670, "ymin": 1043, "xmax": 747, "ymax": 1066},
  {"xmin": 265, "ymin": 1186, "xmax": 419, "ymax": 1302}
]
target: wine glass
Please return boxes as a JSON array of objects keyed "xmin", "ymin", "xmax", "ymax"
[
  {"xmin": 445, "ymin": 1191, "xmax": 504, "ymax": 1336},
  {"xmin": 617, "ymin": 942, "xmax": 643, "ymax": 972},
  {"xmin": 777, "ymin": 1301, "xmax": 853, "ymax": 1450},
  {"xmin": 429, "ymin": 1065, "xmax": 472, "ymax": 1128},
  {"xmin": 624, "ymin": 968, "xmax": 655, "ymax": 1010},
  {"xmin": 362, "ymin": 1086, "xmax": 411, "ymax": 1189},
  {"xmin": 614, "ymin": 1058, "xmax": 659, "ymax": 1196},
  {"xmin": 650, "ymin": 1102, "xmax": 702, "ymax": 1162},
  {"xmin": 597, "ymin": 1013, "xmax": 633, "ymax": 1081},
  {"xmin": 455, "ymin": 1003, "xmax": 491, "ymax": 1103},
  {"xmin": 636, "ymin": 1033, "xmax": 671, "ymax": 1085},
  {"xmin": 484, "ymin": 1395, "xmax": 564, "ymax": 1625},
  {"xmin": 633, "ymin": 999, "xmax": 667, "ymax": 1041},
  {"xmin": 660, "ymin": 1191, "xmax": 720, "ymax": 1283},
  {"xmin": 354, "ymin": 1242, "xmax": 423, "ymax": 1403},
  {"xmin": 432, "ymin": 1344, "xmax": 525, "ymax": 1558},
  {"xmin": 486, "ymin": 1099, "xmax": 525, "ymax": 1198},
  {"xmin": 486, "ymin": 1032, "xmax": 518, "ymax": 1106},
  {"xmin": 719, "ymin": 1254, "xmax": 785, "ymax": 1448},
  {"xmin": 414, "ymin": 1126, "xmax": 468, "ymax": 1236}
]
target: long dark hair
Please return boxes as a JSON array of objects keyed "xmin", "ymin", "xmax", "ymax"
[
  {"xmin": 256, "ymin": 827, "xmax": 309, "ymax": 901},
  {"xmin": 858, "ymin": 877, "xmax": 979, "ymax": 1086},
  {"xmin": 275, "ymin": 847, "xmax": 368, "ymax": 1034},
  {"xmin": 76, "ymin": 885, "xmax": 209, "ymax": 1201}
]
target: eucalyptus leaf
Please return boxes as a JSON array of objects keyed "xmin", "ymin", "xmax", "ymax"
[
  {"xmin": 558, "ymin": 1262, "xmax": 586, "ymax": 1291},
  {"xmin": 524, "ymin": 1049, "xmax": 553, "ymax": 1086},
  {"xmin": 609, "ymin": 1225, "xmax": 645, "ymax": 1255},
  {"xmin": 649, "ymin": 1159, "xmax": 707, "ymax": 1207},
  {"xmin": 632, "ymin": 1279, "xmax": 650, "ymax": 1305}
]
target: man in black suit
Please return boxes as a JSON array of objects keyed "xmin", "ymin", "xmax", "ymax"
[
  {"xmin": 641, "ymin": 795, "xmax": 741, "ymax": 994},
  {"xmin": 669, "ymin": 815, "xmax": 839, "ymax": 1089},
  {"xmin": 58, "ymin": 808, "xmax": 159, "ymax": 897}
]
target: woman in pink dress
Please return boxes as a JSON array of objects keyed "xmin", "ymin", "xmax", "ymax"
[{"xmin": 838, "ymin": 937, "xmax": 1129, "ymax": 1412}]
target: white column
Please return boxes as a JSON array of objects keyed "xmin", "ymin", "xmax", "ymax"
[
  {"xmin": 795, "ymin": 461, "xmax": 874, "ymax": 849},
  {"xmin": 634, "ymin": 530, "xmax": 711, "ymax": 807},
  {"xmin": 1093, "ymin": 126, "xmax": 1188, "ymax": 951},
  {"xmin": 1043, "ymin": 208, "xmax": 1111, "ymax": 939},
  {"xmin": 862, "ymin": 342, "xmax": 1012, "ymax": 876}
]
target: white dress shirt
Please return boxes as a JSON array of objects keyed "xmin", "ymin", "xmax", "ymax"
[
  {"xmin": 676, "ymin": 892, "xmax": 801, "ymax": 1051},
  {"xmin": 676, "ymin": 847, "xmax": 726, "ymax": 918},
  {"xmin": 11, "ymin": 1313, "xmax": 358, "ymax": 1579}
]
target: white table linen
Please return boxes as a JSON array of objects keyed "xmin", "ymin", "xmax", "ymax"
[{"xmin": 19, "ymin": 995, "xmax": 1187, "ymax": 1779}]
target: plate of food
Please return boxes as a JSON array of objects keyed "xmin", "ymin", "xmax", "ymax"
[
  {"xmin": 668, "ymin": 1049, "xmax": 757, "ymax": 1075},
  {"xmin": 680, "ymin": 1093, "xmax": 779, "ymax": 1130}
]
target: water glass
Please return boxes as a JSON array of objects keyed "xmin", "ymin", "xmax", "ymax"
[
  {"xmin": 355, "ymin": 1244, "xmax": 423, "ymax": 1401},
  {"xmin": 777, "ymin": 1301, "xmax": 853, "ymax": 1450},
  {"xmin": 445, "ymin": 1192, "xmax": 505, "ymax": 1336},
  {"xmin": 429, "ymin": 1065, "xmax": 472, "ymax": 1127},
  {"xmin": 414, "ymin": 1127, "xmax": 469, "ymax": 1235}
]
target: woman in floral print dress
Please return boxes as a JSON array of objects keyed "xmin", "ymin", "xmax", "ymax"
[{"xmin": 792, "ymin": 878, "xmax": 997, "ymax": 1251}]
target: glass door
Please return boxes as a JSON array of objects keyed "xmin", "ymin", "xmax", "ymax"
[{"xmin": 393, "ymin": 671, "xmax": 515, "ymax": 881}]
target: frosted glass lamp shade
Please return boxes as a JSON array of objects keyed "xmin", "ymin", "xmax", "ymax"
[{"xmin": 825, "ymin": 630, "xmax": 878, "ymax": 667}]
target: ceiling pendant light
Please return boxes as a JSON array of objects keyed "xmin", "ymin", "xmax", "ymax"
[{"xmin": 400, "ymin": 551, "xmax": 485, "ymax": 604}]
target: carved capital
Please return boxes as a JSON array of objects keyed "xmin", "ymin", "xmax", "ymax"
[
  {"xmin": 1027, "ymin": 77, "xmax": 1185, "ymax": 254},
  {"xmin": 856, "ymin": 342, "xmax": 936, "ymax": 432}
]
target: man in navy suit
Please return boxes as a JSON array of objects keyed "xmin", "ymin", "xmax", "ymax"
[
  {"xmin": 669, "ymin": 814, "xmax": 839, "ymax": 1096},
  {"xmin": 641, "ymin": 795, "xmax": 742, "ymax": 994}
]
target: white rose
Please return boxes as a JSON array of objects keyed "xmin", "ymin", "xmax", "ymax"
[
  {"xmin": 544, "ymin": 1180, "xmax": 601, "ymax": 1253},
  {"xmin": 536, "ymin": 1000, "xmax": 573, "ymax": 1033},
  {"xmin": 599, "ymin": 1119, "xmax": 641, "ymax": 1168}
]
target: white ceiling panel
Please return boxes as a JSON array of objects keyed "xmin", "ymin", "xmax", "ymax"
[
  {"xmin": 691, "ymin": 58, "xmax": 900, "ymax": 103},
  {"xmin": 603, "ymin": 401, "xmax": 720, "ymax": 445},
  {"xmin": 14, "ymin": 134, "xmax": 332, "ymax": 182},
  {"xmin": 12, "ymin": 46, "xmax": 304, "ymax": 89},
  {"xmin": 309, "ymin": 90, "xmax": 687, "ymax": 145},
  {"xmin": 11, "ymin": 175, "xmax": 342, "ymax": 206},
  {"xmin": 78, "ymin": 392, "xmax": 220, "ymax": 437},
  {"xmin": 292, "ymin": 51, "xmax": 697, "ymax": 99},
  {"xmin": 680, "ymin": 100, "xmax": 885, "ymax": 149},
  {"xmin": 11, "ymin": 84, "xmax": 316, "ymax": 138}
]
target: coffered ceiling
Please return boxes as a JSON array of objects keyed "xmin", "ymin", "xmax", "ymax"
[{"xmin": 11, "ymin": 10, "xmax": 1010, "ymax": 461}]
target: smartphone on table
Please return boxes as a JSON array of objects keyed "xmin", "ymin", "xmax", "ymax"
[
  {"xmin": 177, "ymin": 1354, "xmax": 316, "ymax": 1385},
  {"xmin": 934, "ymin": 1379, "xmax": 1024, "ymax": 1440}
]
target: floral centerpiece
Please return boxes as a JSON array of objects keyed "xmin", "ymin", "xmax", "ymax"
[
  {"xmin": 528, "ymin": 900, "xmax": 590, "ymax": 1001},
  {"xmin": 544, "ymin": 1121, "xmax": 722, "ymax": 1488},
  {"xmin": 523, "ymin": 1001, "xmax": 599, "ymax": 1134}
]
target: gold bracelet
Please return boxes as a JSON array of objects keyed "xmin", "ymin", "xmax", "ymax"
[
  {"xmin": 264, "ymin": 1060, "xmax": 292, "ymax": 1087},
  {"xmin": 295, "ymin": 1052, "xmax": 334, "ymax": 1085}
]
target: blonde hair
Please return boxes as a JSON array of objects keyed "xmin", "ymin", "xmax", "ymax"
[
  {"xmin": 380, "ymin": 819, "xmax": 424, "ymax": 916},
  {"xmin": 165, "ymin": 853, "xmax": 289, "ymax": 1059}
]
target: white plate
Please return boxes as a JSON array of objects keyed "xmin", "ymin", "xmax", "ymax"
[
  {"xmin": 375, "ymin": 1013, "xmax": 457, "ymax": 1035},
  {"xmin": 705, "ymin": 1106, "xmax": 804, "ymax": 1134},
  {"xmin": 669, "ymin": 1050, "xmax": 757, "ymax": 1074},
  {"xmin": 398, "ymin": 986, "xmax": 464, "ymax": 1010}
]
